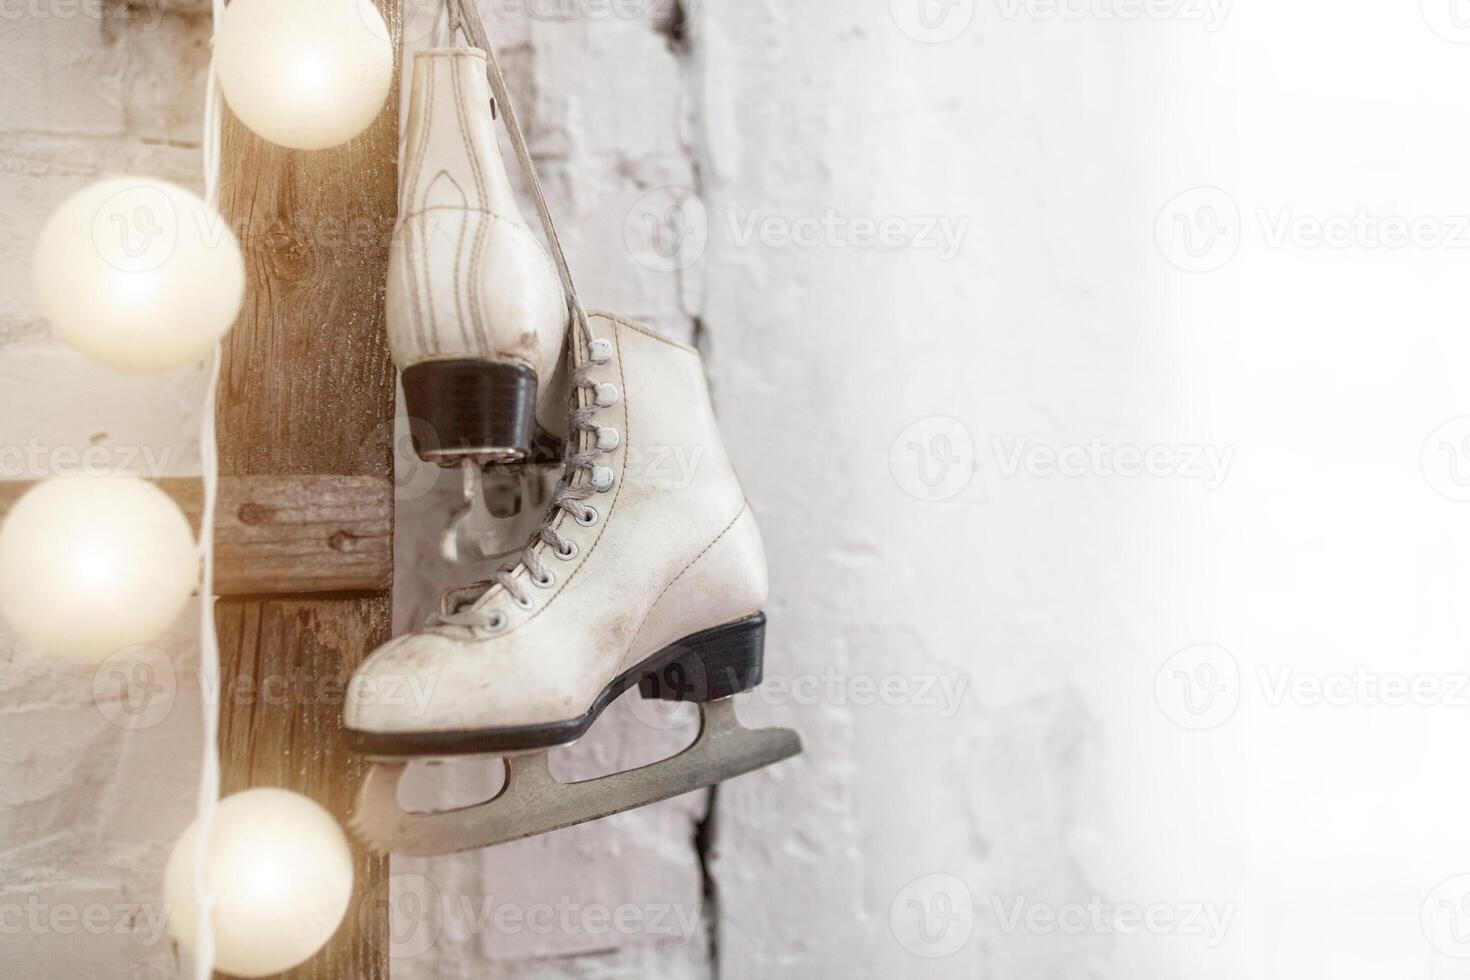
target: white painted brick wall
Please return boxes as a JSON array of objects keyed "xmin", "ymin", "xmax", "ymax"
[
  {"xmin": 1, "ymin": 0, "xmax": 1149, "ymax": 976},
  {"xmin": 0, "ymin": 3, "xmax": 213, "ymax": 976},
  {"xmin": 18, "ymin": 3, "xmax": 1467, "ymax": 980}
]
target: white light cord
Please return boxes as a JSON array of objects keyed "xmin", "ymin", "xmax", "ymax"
[
  {"xmin": 192, "ymin": 352, "xmax": 222, "ymax": 980},
  {"xmin": 191, "ymin": 1, "xmax": 227, "ymax": 975}
]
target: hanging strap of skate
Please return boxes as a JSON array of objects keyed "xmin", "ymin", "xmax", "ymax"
[{"xmin": 447, "ymin": 0, "xmax": 590, "ymax": 348}]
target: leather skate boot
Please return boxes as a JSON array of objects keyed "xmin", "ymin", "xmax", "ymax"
[
  {"xmin": 389, "ymin": 48, "xmax": 569, "ymax": 499},
  {"xmin": 346, "ymin": 4, "xmax": 799, "ymax": 855},
  {"xmin": 351, "ymin": 310, "xmax": 767, "ymax": 743},
  {"xmin": 346, "ymin": 314, "xmax": 800, "ymax": 853}
]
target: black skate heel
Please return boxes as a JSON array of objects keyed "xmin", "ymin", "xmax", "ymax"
[
  {"xmin": 639, "ymin": 613, "xmax": 767, "ymax": 704},
  {"xmin": 402, "ymin": 359, "xmax": 545, "ymax": 466}
]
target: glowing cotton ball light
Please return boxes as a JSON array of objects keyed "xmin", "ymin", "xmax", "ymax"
[
  {"xmin": 0, "ymin": 475, "xmax": 197, "ymax": 664},
  {"xmin": 216, "ymin": 0, "xmax": 394, "ymax": 151},
  {"xmin": 166, "ymin": 789, "xmax": 355, "ymax": 978},
  {"xmin": 33, "ymin": 177, "xmax": 245, "ymax": 374}
]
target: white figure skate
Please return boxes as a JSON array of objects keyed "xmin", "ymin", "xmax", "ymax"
[
  {"xmin": 347, "ymin": 10, "xmax": 800, "ymax": 856},
  {"xmin": 389, "ymin": 42, "xmax": 569, "ymax": 554}
]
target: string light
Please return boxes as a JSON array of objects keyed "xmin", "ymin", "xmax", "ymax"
[
  {"xmin": 164, "ymin": 789, "xmax": 355, "ymax": 978},
  {"xmin": 32, "ymin": 177, "xmax": 244, "ymax": 374},
  {"xmin": 178, "ymin": 3, "xmax": 362, "ymax": 977},
  {"xmin": 190, "ymin": 0, "xmax": 228, "ymax": 965},
  {"xmin": 0, "ymin": 476, "xmax": 198, "ymax": 664},
  {"xmin": 215, "ymin": 0, "xmax": 394, "ymax": 151},
  {"xmin": 20, "ymin": 0, "xmax": 375, "ymax": 972}
]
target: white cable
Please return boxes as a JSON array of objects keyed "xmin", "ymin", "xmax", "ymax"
[{"xmin": 190, "ymin": 1, "xmax": 227, "ymax": 975}]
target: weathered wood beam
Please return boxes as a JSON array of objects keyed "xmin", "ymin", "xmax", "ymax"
[
  {"xmin": 211, "ymin": 0, "xmax": 403, "ymax": 974},
  {"xmin": 0, "ymin": 475, "xmax": 393, "ymax": 596}
]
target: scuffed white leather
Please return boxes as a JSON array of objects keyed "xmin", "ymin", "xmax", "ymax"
[
  {"xmin": 388, "ymin": 48, "xmax": 567, "ymax": 390},
  {"xmin": 347, "ymin": 314, "xmax": 769, "ymax": 734}
]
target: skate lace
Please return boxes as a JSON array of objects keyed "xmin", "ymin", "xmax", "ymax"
[
  {"xmin": 428, "ymin": 0, "xmax": 611, "ymax": 636},
  {"xmin": 427, "ymin": 363, "xmax": 608, "ymax": 634}
]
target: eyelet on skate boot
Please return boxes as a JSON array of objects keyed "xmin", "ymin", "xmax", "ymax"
[
  {"xmin": 531, "ymin": 569, "xmax": 555, "ymax": 588},
  {"xmin": 589, "ymin": 338, "xmax": 613, "ymax": 363},
  {"xmin": 472, "ymin": 611, "xmax": 508, "ymax": 636},
  {"xmin": 594, "ymin": 383, "xmax": 619, "ymax": 407},
  {"xmin": 555, "ymin": 540, "xmax": 578, "ymax": 560},
  {"xmin": 596, "ymin": 427, "xmax": 620, "ymax": 451},
  {"xmin": 574, "ymin": 506, "xmax": 599, "ymax": 527},
  {"xmin": 590, "ymin": 466, "xmax": 615, "ymax": 492},
  {"xmin": 513, "ymin": 593, "xmax": 535, "ymax": 610}
]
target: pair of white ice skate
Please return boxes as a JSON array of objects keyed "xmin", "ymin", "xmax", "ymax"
[{"xmin": 345, "ymin": 5, "xmax": 800, "ymax": 856}]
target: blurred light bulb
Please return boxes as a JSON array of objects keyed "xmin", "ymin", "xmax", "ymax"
[
  {"xmin": 165, "ymin": 789, "xmax": 355, "ymax": 978},
  {"xmin": 33, "ymin": 177, "xmax": 245, "ymax": 374},
  {"xmin": 0, "ymin": 475, "xmax": 197, "ymax": 664},
  {"xmin": 216, "ymin": 0, "xmax": 394, "ymax": 151}
]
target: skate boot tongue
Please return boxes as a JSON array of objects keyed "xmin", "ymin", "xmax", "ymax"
[
  {"xmin": 425, "ymin": 438, "xmax": 600, "ymax": 638},
  {"xmin": 423, "ymin": 579, "xmax": 502, "ymax": 632}
]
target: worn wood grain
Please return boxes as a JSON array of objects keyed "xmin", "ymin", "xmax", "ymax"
[
  {"xmin": 212, "ymin": 0, "xmax": 403, "ymax": 974},
  {"xmin": 208, "ymin": 475, "xmax": 393, "ymax": 596},
  {"xmin": 215, "ymin": 597, "xmax": 395, "ymax": 978},
  {"xmin": 0, "ymin": 475, "xmax": 393, "ymax": 596}
]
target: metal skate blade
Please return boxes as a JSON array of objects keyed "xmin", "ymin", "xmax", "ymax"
[
  {"xmin": 349, "ymin": 698, "xmax": 802, "ymax": 856},
  {"xmin": 441, "ymin": 458, "xmax": 484, "ymax": 563}
]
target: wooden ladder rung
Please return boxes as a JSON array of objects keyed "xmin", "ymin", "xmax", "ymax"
[{"xmin": 0, "ymin": 474, "xmax": 394, "ymax": 597}]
